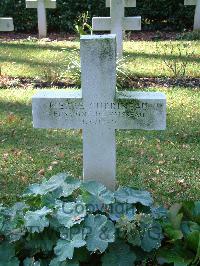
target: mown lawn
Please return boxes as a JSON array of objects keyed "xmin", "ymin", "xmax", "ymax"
[
  {"xmin": 0, "ymin": 39, "xmax": 200, "ymax": 79},
  {"xmin": 0, "ymin": 38, "xmax": 199, "ymax": 205}
]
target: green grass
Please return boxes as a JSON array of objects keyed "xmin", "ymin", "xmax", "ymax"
[
  {"xmin": 0, "ymin": 39, "xmax": 200, "ymax": 79},
  {"xmin": 0, "ymin": 87, "xmax": 199, "ymax": 205},
  {"xmin": 0, "ymin": 38, "xmax": 200, "ymax": 205}
]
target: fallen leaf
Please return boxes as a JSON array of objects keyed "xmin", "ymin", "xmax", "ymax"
[
  {"xmin": 7, "ymin": 113, "xmax": 17, "ymax": 123},
  {"xmin": 38, "ymin": 169, "xmax": 45, "ymax": 176},
  {"xmin": 3, "ymin": 153, "xmax": 9, "ymax": 161},
  {"xmin": 51, "ymin": 161, "xmax": 58, "ymax": 165},
  {"xmin": 57, "ymin": 152, "xmax": 65, "ymax": 158}
]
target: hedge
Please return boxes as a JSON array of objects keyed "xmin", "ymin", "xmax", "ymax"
[{"xmin": 0, "ymin": 0, "xmax": 195, "ymax": 33}]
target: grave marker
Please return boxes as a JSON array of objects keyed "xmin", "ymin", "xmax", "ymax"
[
  {"xmin": 92, "ymin": 0, "xmax": 141, "ymax": 57},
  {"xmin": 26, "ymin": 0, "xmax": 56, "ymax": 38},
  {"xmin": 184, "ymin": 0, "xmax": 200, "ymax": 30},
  {"xmin": 32, "ymin": 35, "xmax": 166, "ymax": 190},
  {"xmin": 0, "ymin": 18, "xmax": 14, "ymax": 31}
]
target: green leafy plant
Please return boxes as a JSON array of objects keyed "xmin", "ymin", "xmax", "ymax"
[
  {"xmin": 75, "ymin": 12, "xmax": 92, "ymax": 36},
  {"xmin": 177, "ymin": 30, "xmax": 200, "ymax": 41},
  {"xmin": 67, "ymin": 54, "xmax": 132, "ymax": 88},
  {"xmin": 67, "ymin": 52, "xmax": 81, "ymax": 86},
  {"xmin": 42, "ymin": 67, "xmax": 62, "ymax": 84},
  {"xmin": 0, "ymin": 173, "xmax": 167, "ymax": 265},
  {"xmin": 157, "ymin": 202, "xmax": 200, "ymax": 265}
]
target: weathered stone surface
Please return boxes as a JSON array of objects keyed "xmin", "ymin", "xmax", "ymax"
[
  {"xmin": 0, "ymin": 18, "xmax": 14, "ymax": 31},
  {"xmin": 26, "ymin": 0, "xmax": 56, "ymax": 8},
  {"xmin": 106, "ymin": 0, "xmax": 136, "ymax": 7},
  {"xmin": 32, "ymin": 91, "xmax": 166, "ymax": 131},
  {"xmin": 32, "ymin": 35, "xmax": 166, "ymax": 189},
  {"xmin": 184, "ymin": 0, "xmax": 196, "ymax": 5},
  {"xmin": 92, "ymin": 0, "xmax": 141, "ymax": 57}
]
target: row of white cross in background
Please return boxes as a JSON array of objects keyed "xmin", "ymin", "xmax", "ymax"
[{"xmin": 0, "ymin": 0, "xmax": 200, "ymax": 55}]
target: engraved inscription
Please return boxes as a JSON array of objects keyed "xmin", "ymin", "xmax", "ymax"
[{"xmin": 48, "ymin": 100, "xmax": 163, "ymax": 126}]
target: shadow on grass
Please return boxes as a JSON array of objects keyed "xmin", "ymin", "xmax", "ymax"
[
  {"xmin": 124, "ymin": 51, "xmax": 200, "ymax": 64},
  {"xmin": 0, "ymin": 99, "xmax": 82, "ymax": 147},
  {"xmin": 0, "ymin": 42, "xmax": 79, "ymax": 68},
  {"xmin": 0, "ymin": 42, "xmax": 79, "ymax": 52}
]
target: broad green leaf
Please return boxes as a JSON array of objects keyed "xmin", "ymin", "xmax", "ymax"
[
  {"xmin": 49, "ymin": 258, "xmax": 79, "ymax": 266},
  {"xmin": 127, "ymin": 229, "xmax": 141, "ymax": 246},
  {"xmin": 24, "ymin": 173, "xmax": 80, "ymax": 198},
  {"xmin": 0, "ymin": 257, "xmax": 19, "ymax": 266},
  {"xmin": 73, "ymin": 247, "xmax": 90, "ymax": 263},
  {"xmin": 85, "ymin": 214, "xmax": 115, "ymax": 253},
  {"xmin": 24, "ymin": 207, "xmax": 51, "ymax": 233},
  {"xmin": 81, "ymin": 181, "xmax": 114, "ymax": 204},
  {"xmin": 25, "ymin": 229, "xmax": 58, "ymax": 252},
  {"xmin": 181, "ymin": 221, "xmax": 200, "ymax": 237},
  {"xmin": 182, "ymin": 201, "xmax": 200, "ymax": 223},
  {"xmin": 186, "ymin": 231, "xmax": 200, "ymax": 253},
  {"xmin": 82, "ymin": 192, "xmax": 103, "ymax": 212},
  {"xmin": 108, "ymin": 203, "xmax": 136, "ymax": 221},
  {"xmin": 56, "ymin": 200, "xmax": 86, "ymax": 228},
  {"xmin": 23, "ymin": 258, "xmax": 42, "ymax": 266},
  {"xmin": 102, "ymin": 241, "xmax": 136, "ymax": 266},
  {"xmin": 164, "ymin": 224, "xmax": 183, "ymax": 241},
  {"xmin": 157, "ymin": 247, "xmax": 193, "ymax": 266},
  {"xmin": 1, "ymin": 203, "xmax": 27, "ymax": 242},
  {"xmin": 23, "ymin": 258, "xmax": 34, "ymax": 266},
  {"xmin": 0, "ymin": 242, "xmax": 16, "ymax": 261},
  {"xmin": 54, "ymin": 225, "xmax": 86, "ymax": 260},
  {"xmin": 141, "ymin": 222, "xmax": 163, "ymax": 252},
  {"xmin": 168, "ymin": 204, "xmax": 183, "ymax": 230},
  {"xmin": 115, "ymin": 187, "xmax": 153, "ymax": 206},
  {"xmin": 151, "ymin": 206, "xmax": 167, "ymax": 219}
]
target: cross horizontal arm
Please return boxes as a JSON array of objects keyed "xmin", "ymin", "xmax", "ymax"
[
  {"xmin": 123, "ymin": 17, "xmax": 141, "ymax": 31},
  {"xmin": 116, "ymin": 91, "xmax": 166, "ymax": 130},
  {"xmin": 32, "ymin": 90, "xmax": 166, "ymax": 131},
  {"xmin": 0, "ymin": 18, "xmax": 14, "ymax": 31},
  {"xmin": 106, "ymin": 0, "xmax": 136, "ymax": 7},
  {"xmin": 32, "ymin": 90, "xmax": 83, "ymax": 129},
  {"xmin": 92, "ymin": 17, "xmax": 111, "ymax": 31},
  {"xmin": 184, "ymin": 0, "xmax": 197, "ymax": 5},
  {"xmin": 26, "ymin": 0, "xmax": 56, "ymax": 9}
]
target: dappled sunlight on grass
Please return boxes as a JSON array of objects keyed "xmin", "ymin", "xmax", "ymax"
[
  {"xmin": 0, "ymin": 39, "xmax": 199, "ymax": 79},
  {"xmin": 0, "ymin": 88, "xmax": 199, "ymax": 205}
]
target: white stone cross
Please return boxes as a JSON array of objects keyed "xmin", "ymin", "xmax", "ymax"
[
  {"xmin": 185, "ymin": 0, "xmax": 200, "ymax": 30},
  {"xmin": 32, "ymin": 35, "xmax": 166, "ymax": 190},
  {"xmin": 92, "ymin": 0, "xmax": 141, "ymax": 57},
  {"xmin": 0, "ymin": 18, "xmax": 14, "ymax": 31},
  {"xmin": 26, "ymin": 0, "xmax": 56, "ymax": 38}
]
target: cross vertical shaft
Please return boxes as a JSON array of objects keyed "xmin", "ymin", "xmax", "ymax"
[
  {"xmin": 194, "ymin": 0, "xmax": 200, "ymax": 29},
  {"xmin": 81, "ymin": 35, "xmax": 117, "ymax": 189},
  {"xmin": 111, "ymin": 0, "xmax": 124, "ymax": 57},
  {"xmin": 37, "ymin": 0, "xmax": 47, "ymax": 38}
]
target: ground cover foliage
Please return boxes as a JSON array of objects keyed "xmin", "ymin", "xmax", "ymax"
[
  {"xmin": 0, "ymin": 0, "xmax": 196, "ymax": 33},
  {"xmin": 0, "ymin": 173, "xmax": 199, "ymax": 265}
]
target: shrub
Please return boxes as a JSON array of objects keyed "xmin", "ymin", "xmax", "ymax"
[
  {"xmin": 0, "ymin": 0, "xmax": 195, "ymax": 33},
  {"xmin": 177, "ymin": 30, "xmax": 200, "ymax": 41}
]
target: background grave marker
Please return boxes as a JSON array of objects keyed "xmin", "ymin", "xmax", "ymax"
[
  {"xmin": 0, "ymin": 18, "xmax": 14, "ymax": 31},
  {"xmin": 184, "ymin": 0, "xmax": 200, "ymax": 30},
  {"xmin": 26, "ymin": 0, "xmax": 56, "ymax": 38},
  {"xmin": 92, "ymin": 0, "xmax": 141, "ymax": 57},
  {"xmin": 32, "ymin": 35, "xmax": 166, "ymax": 189}
]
